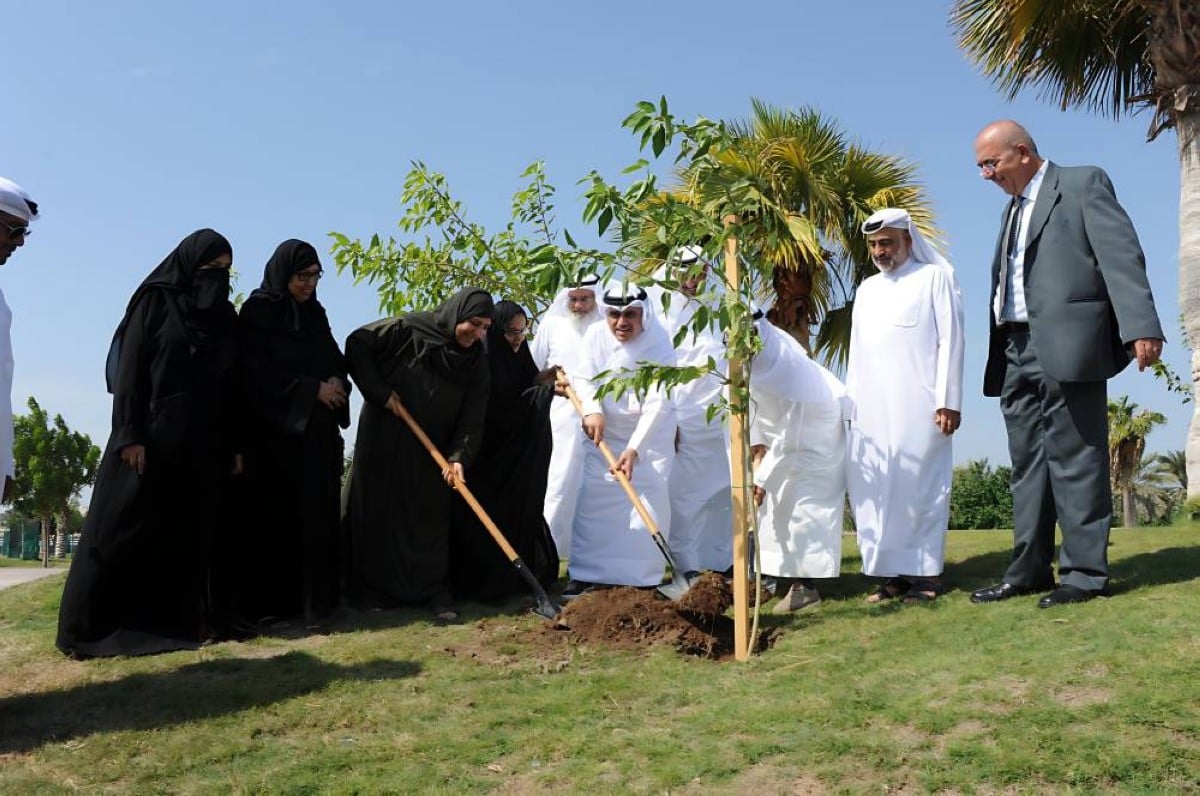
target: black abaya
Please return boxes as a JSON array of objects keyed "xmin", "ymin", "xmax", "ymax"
[
  {"xmin": 233, "ymin": 240, "xmax": 350, "ymax": 624},
  {"xmin": 57, "ymin": 229, "xmax": 239, "ymax": 658},
  {"xmin": 342, "ymin": 288, "xmax": 493, "ymax": 608},
  {"xmin": 449, "ymin": 301, "xmax": 558, "ymax": 599}
]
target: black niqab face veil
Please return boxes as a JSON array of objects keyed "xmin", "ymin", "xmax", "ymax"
[
  {"xmin": 138, "ymin": 229, "xmax": 232, "ymax": 293},
  {"xmin": 104, "ymin": 229, "xmax": 234, "ymax": 393}
]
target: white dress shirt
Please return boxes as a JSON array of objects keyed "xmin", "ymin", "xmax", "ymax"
[{"xmin": 995, "ymin": 159, "xmax": 1049, "ymax": 324}]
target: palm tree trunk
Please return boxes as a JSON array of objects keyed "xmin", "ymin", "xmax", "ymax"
[
  {"xmin": 1122, "ymin": 484, "xmax": 1138, "ymax": 528},
  {"xmin": 1179, "ymin": 111, "xmax": 1200, "ymax": 504}
]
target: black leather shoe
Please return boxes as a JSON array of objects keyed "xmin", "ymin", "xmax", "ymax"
[
  {"xmin": 1038, "ymin": 584, "xmax": 1108, "ymax": 608},
  {"xmin": 970, "ymin": 581, "xmax": 1054, "ymax": 603}
]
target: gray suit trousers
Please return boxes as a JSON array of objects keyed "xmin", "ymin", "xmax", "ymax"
[{"xmin": 1000, "ymin": 329, "xmax": 1110, "ymax": 591}]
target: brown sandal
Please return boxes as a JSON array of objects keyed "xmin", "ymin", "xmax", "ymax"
[
  {"xmin": 865, "ymin": 577, "xmax": 911, "ymax": 604},
  {"xmin": 903, "ymin": 579, "xmax": 946, "ymax": 604}
]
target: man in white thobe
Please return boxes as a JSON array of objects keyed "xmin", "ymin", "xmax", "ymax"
[
  {"xmin": 0, "ymin": 178, "xmax": 38, "ymax": 503},
  {"xmin": 529, "ymin": 275, "xmax": 604, "ymax": 561},
  {"xmin": 749, "ymin": 307, "xmax": 849, "ymax": 613},
  {"xmin": 846, "ymin": 208, "xmax": 964, "ymax": 603},
  {"xmin": 653, "ymin": 246, "xmax": 732, "ymax": 579},
  {"xmin": 567, "ymin": 282, "xmax": 676, "ymax": 595}
]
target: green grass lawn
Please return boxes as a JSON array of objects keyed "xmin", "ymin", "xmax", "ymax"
[{"xmin": 1, "ymin": 526, "xmax": 1198, "ymax": 794}]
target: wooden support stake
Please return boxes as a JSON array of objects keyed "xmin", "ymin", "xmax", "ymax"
[{"xmin": 724, "ymin": 216, "xmax": 751, "ymax": 661}]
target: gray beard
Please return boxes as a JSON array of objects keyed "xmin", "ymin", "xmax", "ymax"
[{"xmin": 568, "ymin": 311, "xmax": 594, "ymax": 336}]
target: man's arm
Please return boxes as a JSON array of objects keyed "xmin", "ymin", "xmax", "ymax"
[
  {"xmin": 1081, "ymin": 168, "xmax": 1164, "ymax": 351},
  {"xmin": 932, "ymin": 268, "xmax": 965, "ymax": 418}
]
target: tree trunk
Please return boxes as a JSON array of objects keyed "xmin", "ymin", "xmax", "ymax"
[
  {"xmin": 40, "ymin": 513, "xmax": 51, "ymax": 568},
  {"xmin": 1178, "ymin": 110, "xmax": 1200, "ymax": 504},
  {"xmin": 55, "ymin": 511, "xmax": 68, "ymax": 559},
  {"xmin": 1122, "ymin": 484, "xmax": 1138, "ymax": 528}
]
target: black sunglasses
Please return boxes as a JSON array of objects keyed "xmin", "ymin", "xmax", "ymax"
[{"xmin": 2, "ymin": 220, "xmax": 30, "ymax": 241}]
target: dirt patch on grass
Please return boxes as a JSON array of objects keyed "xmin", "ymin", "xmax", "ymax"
[
  {"xmin": 1053, "ymin": 685, "xmax": 1111, "ymax": 708},
  {"xmin": 536, "ymin": 573, "xmax": 780, "ymax": 660},
  {"xmin": 678, "ymin": 761, "xmax": 830, "ymax": 794}
]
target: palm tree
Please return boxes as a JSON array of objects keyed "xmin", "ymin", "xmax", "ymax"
[
  {"xmin": 1123, "ymin": 452, "xmax": 1184, "ymax": 525},
  {"xmin": 676, "ymin": 101, "xmax": 938, "ymax": 367},
  {"xmin": 1108, "ymin": 395, "xmax": 1168, "ymax": 526},
  {"xmin": 1152, "ymin": 448, "xmax": 1188, "ymax": 492},
  {"xmin": 951, "ymin": 0, "xmax": 1200, "ymax": 503}
]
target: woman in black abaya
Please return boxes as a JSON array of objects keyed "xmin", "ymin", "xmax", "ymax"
[
  {"xmin": 235, "ymin": 239, "xmax": 350, "ymax": 628},
  {"xmin": 449, "ymin": 300, "xmax": 558, "ymax": 600},
  {"xmin": 57, "ymin": 229, "xmax": 241, "ymax": 658},
  {"xmin": 342, "ymin": 287, "xmax": 493, "ymax": 619}
]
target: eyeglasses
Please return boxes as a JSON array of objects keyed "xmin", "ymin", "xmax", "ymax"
[
  {"xmin": 2, "ymin": 221, "xmax": 30, "ymax": 241},
  {"xmin": 502, "ymin": 327, "xmax": 529, "ymax": 339},
  {"xmin": 977, "ymin": 147, "xmax": 1018, "ymax": 176},
  {"xmin": 293, "ymin": 268, "xmax": 324, "ymax": 284}
]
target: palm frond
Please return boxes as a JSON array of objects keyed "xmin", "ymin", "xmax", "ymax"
[{"xmin": 951, "ymin": 0, "xmax": 1155, "ymax": 120}]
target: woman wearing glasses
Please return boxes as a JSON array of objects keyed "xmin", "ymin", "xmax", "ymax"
[
  {"xmin": 449, "ymin": 300, "xmax": 558, "ymax": 601},
  {"xmin": 228, "ymin": 239, "xmax": 350, "ymax": 631},
  {"xmin": 57, "ymin": 229, "xmax": 241, "ymax": 658}
]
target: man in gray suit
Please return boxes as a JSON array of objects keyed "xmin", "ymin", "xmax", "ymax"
[{"xmin": 968, "ymin": 120, "xmax": 1164, "ymax": 608}]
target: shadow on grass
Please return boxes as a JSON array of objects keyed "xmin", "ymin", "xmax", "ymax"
[
  {"xmin": 950, "ymin": 544, "xmax": 1200, "ymax": 594},
  {"xmin": 250, "ymin": 596, "xmax": 549, "ymax": 641},
  {"xmin": 0, "ymin": 652, "xmax": 420, "ymax": 754},
  {"xmin": 1108, "ymin": 546, "xmax": 1200, "ymax": 594},
  {"xmin": 947, "ymin": 549, "xmax": 1016, "ymax": 588}
]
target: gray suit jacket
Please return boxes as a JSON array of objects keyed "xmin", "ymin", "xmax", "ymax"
[{"xmin": 983, "ymin": 162, "xmax": 1164, "ymax": 396}]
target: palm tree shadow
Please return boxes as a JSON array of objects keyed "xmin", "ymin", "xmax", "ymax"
[{"xmin": 0, "ymin": 652, "xmax": 420, "ymax": 755}]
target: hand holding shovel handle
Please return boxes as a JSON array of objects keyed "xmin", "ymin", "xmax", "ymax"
[
  {"xmin": 557, "ymin": 369, "xmax": 691, "ymax": 600},
  {"xmin": 389, "ymin": 394, "xmax": 564, "ymax": 622}
]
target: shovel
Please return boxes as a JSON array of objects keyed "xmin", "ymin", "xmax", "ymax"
[
  {"xmin": 389, "ymin": 396, "xmax": 565, "ymax": 624},
  {"xmin": 558, "ymin": 374, "xmax": 692, "ymax": 601}
]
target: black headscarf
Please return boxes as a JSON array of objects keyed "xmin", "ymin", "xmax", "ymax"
[
  {"xmin": 105, "ymin": 229, "xmax": 235, "ymax": 392},
  {"xmin": 486, "ymin": 301, "xmax": 538, "ymax": 400},
  {"xmin": 403, "ymin": 287, "xmax": 494, "ymax": 379},
  {"xmin": 243, "ymin": 239, "xmax": 330, "ymax": 335}
]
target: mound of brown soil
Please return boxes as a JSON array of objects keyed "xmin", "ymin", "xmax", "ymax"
[{"xmin": 547, "ymin": 573, "xmax": 778, "ymax": 660}]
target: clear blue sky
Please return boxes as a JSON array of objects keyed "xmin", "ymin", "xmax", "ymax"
[{"xmin": 2, "ymin": 0, "xmax": 1188, "ymax": 487}]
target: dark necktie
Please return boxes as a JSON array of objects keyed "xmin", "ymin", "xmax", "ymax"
[{"xmin": 996, "ymin": 195, "xmax": 1025, "ymax": 322}]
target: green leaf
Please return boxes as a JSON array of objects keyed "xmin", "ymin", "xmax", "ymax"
[{"xmin": 598, "ymin": 207, "xmax": 613, "ymax": 236}]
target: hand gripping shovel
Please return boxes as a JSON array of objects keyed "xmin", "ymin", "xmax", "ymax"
[
  {"xmin": 390, "ymin": 396, "xmax": 565, "ymax": 624},
  {"xmin": 558, "ymin": 374, "xmax": 692, "ymax": 601}
]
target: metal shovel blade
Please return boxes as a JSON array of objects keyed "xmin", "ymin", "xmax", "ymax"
[
  {"xmin": 512, "ymin": 559, "xmax": 567, "ymax": 627},
  {"xmin": 531, "ymin": 594, "xmax": 567, "ymax": 626},
  {"xmin": 657, "ymin": 573, "xmax": 692, "ymax": 601},
  {"xmin": 649, "ymin": 531, "xmax": 692, "ymax": 601}
]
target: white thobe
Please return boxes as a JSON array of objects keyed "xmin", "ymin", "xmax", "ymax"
[
  {"xmin": 749, "ymin": 322, "xmax": 847, "ymax": 578},
  {"xmin": 846, "ymin": 258, "xmax": 964, "ymax": 577},
  {"xmin": 660, "ymin": 295, "xmax": 732, "ymax": 574},
  {"xmin": 569, "ymin": 324, "xmax": 676, "ymax": 586},
  {"xmin": 0, "ymin": 288, "xmax": 14, "ymax": 482},
  {"xmin": 529, "ymin": 313, "xmax": 602, "ymax": 558}
]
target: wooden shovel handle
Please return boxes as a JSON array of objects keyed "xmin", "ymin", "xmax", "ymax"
[
  {"xmin": 390, "ymin": 396, "xmax": 521, "ymax": 562},
  {"xmin": 558, "ymin": 374, "xmax": 662, "ymax": 536}
]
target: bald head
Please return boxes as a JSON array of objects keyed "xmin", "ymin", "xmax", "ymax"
[
  {"xmin": 974, "ymin": 120, "xmax": 1044, "ymax": 196},
  {"xmin": 977, "ymin": 120, "xmax": 1038, "ymax": 153}
]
